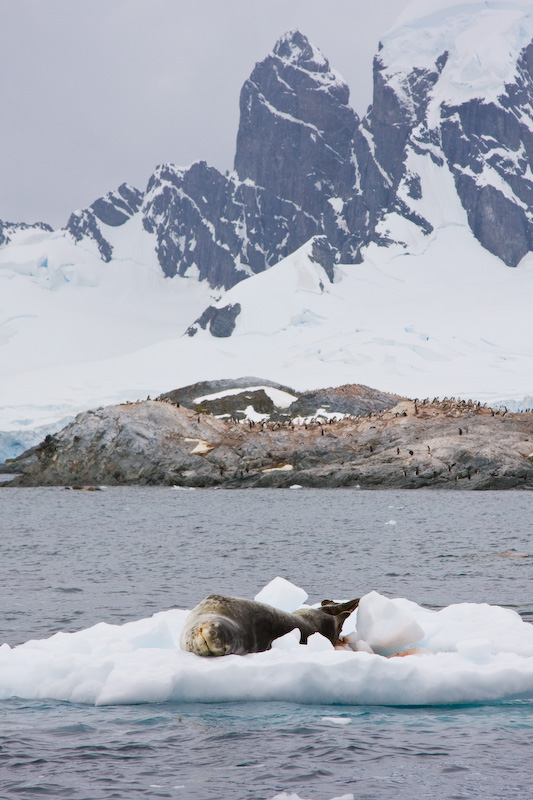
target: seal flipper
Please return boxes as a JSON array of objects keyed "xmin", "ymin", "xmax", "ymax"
[
  {"xmin": 319, "ymin": 598, "xmax": 360, "ymax": 615},
  {"xmin": 318, "ymin": 598, "xmax": 360, "ymax": 641},
  {"xmin": 293, "ymin": 597, "xmax": 360, "ymax": 645}
]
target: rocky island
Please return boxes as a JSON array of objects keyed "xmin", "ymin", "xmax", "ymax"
[{"xmin": 4, "ymin": 380, "xmax": 533, "ymax": 489}]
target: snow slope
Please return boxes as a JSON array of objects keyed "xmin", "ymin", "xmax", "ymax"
[
  {"xmin": 1, "ymin": 578, "xmax": 533, "ymax": 707},
  {"xmin": 1, "ymin": 227, "xmax": 533, "ymax": 460},
  {"xmin": 0, "ymin": 225, "xmax": 216, "ymax": 457},
  {"xmin": 157, "ymin": 229, "xmax": 533, "ymax": 405}
]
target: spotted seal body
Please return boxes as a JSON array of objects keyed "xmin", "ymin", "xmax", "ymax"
[{"xmin": 179, "ymin": 594, "xmax": 360, "ymax": 657}]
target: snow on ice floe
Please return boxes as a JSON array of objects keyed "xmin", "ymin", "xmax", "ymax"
[{"xmin": 2, "ymin": 579, "xmax": 533, "ymax": 707}]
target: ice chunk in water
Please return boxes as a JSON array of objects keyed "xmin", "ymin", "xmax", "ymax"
[
  {"xmin": 356, "ymin": 591, "xmax": 424, "ymax": 656},
  {"xmin": 254, "ymin": 576, "xmax": 308, "ymax": 612}
]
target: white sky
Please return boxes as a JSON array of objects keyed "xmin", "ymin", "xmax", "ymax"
[{"xmin": 0, "ymin": 0, "xmax": 409, "ymax": 228}]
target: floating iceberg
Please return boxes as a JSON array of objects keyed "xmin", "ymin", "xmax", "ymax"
[{"xmin": 1, "ymin": 580, "xmax": 533, "ymax": 707}]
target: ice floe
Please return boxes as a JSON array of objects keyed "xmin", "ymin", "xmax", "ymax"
[{"xmin": 1, "ymin": 578, "xmax": 533, "ymax": 707}]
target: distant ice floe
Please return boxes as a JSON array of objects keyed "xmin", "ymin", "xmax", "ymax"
[{"xmin": 1, "ymin": 577, "xmax": 533, "ymax": 707}]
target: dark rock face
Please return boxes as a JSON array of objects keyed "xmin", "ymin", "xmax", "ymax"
[
  {"xmin": 235, "ymin": 31, "xmax": 358, "ymax": 218},
  {"xmin": 64, "ymin": 182, "xmax": 143, "ymax": 262},
  {"xmin": 368, "ymin": 57, "xmax": 444, "ymax": 186},
  {"xmin": 141, "ymin": 162, "xmax": 242, "ymax": 285},
  {"xmin": 367, "ymin": 37, "xmax": 533, "ymax": 266},
  {"xmin": 186, "ymin": 303, "xmax": 242, "ymax": 338},
  {"xmin": 453, "ymin": 176, "xmax": 532, "ymax": 266},
  {"xmin": 65, "ymin": 208, "xmax": 114, "ymax": 262},
  {"xmin": 91, "ymin": 183, "xmax": 143, "ymax": 227},
  {"xmin": 140, "ymin": 159, "xmax": 322, "ymax": 289},
  {"xmin": 440, "ymin": 82, "xmax": 533, "ymax": 265},
  {"xmin": 308, "ymin": 236, "xmax": 337, "ymax": 282}
]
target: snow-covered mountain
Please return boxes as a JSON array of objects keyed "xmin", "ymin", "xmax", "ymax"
[
  {"xmin": 2, "ymin": 1, "xmax": 533, "ymax": 461},
  {"xmin": 370, "ymin": 0, "xmax": 533, "ymax": 265},
  {"xmin": 61, "ymin": 30, "xmax": 363, "ymax": 289}
]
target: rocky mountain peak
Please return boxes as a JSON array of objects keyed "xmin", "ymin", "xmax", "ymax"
[
  {"xmin": 234, "ymin": 29, "xmax": 356, "ymax": 196},
  {"xmin": 272, "ymin": 29, "xmax": 331, "ymax": 75},
  {"xmin": 90, "ymin": 183, "xmax": 143, "ymax": 227},
  {"xmin": 64, "ymin": 182, "xmax": 143, "ymax": 262},
  {"xmin": 0, "ymin": 219, "xmax": 53, "ymax": 248},
  {"xmin": 231, "ymin": 30, "xmax": 362, "ymax": 272}
]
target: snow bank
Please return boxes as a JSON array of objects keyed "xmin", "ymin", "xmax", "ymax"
[{"xmin": 2, "ymin": 581, "xmax": 533, "ymax": 707}]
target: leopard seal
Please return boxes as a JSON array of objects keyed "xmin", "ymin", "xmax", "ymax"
[{"xmin": 179, "ymin": 594, "xmax": 360, "ymax": 657}]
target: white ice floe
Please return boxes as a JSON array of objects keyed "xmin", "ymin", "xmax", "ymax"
[
  {"xmin": 1, "ymin": 581, "xmax": 533, "ymax": 707},
  {"xmin": 354, "ymin": 591, "xmax": 425, "ymax": 656}
]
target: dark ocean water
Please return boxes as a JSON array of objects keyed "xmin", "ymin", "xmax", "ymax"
[{"xmin": 1, "ymin": 487, "xmax": 532, "ymax": 799}]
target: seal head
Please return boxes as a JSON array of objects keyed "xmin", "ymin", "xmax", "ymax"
[{"xmin": 181, "ymin": 612, "xmax": 245, "ymax": 657}]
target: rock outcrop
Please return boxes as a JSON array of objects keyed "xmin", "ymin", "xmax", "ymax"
[
  {"xmin": 157, "ymin": 379, "xmax": 402, "ymax": 420},
  {"xmin": 5, "ymin": 397, "xmax": 533, "ymax": 490},
  {"xmin": 0, "ymin": 219, "xmax": 53, "ymax": 248},
  {"xmin": 65, "ymin": 183, "xmax": 143, "ymax": 262}
]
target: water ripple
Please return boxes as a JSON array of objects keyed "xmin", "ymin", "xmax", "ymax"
[{"xmin": 1, "ymin": 489, "xmax": 533, "ymax": 798}]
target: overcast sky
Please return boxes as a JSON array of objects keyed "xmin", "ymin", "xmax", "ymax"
[{"xmin": 1, "ymin": 0, "xmax": 409, "ymax": 228}]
